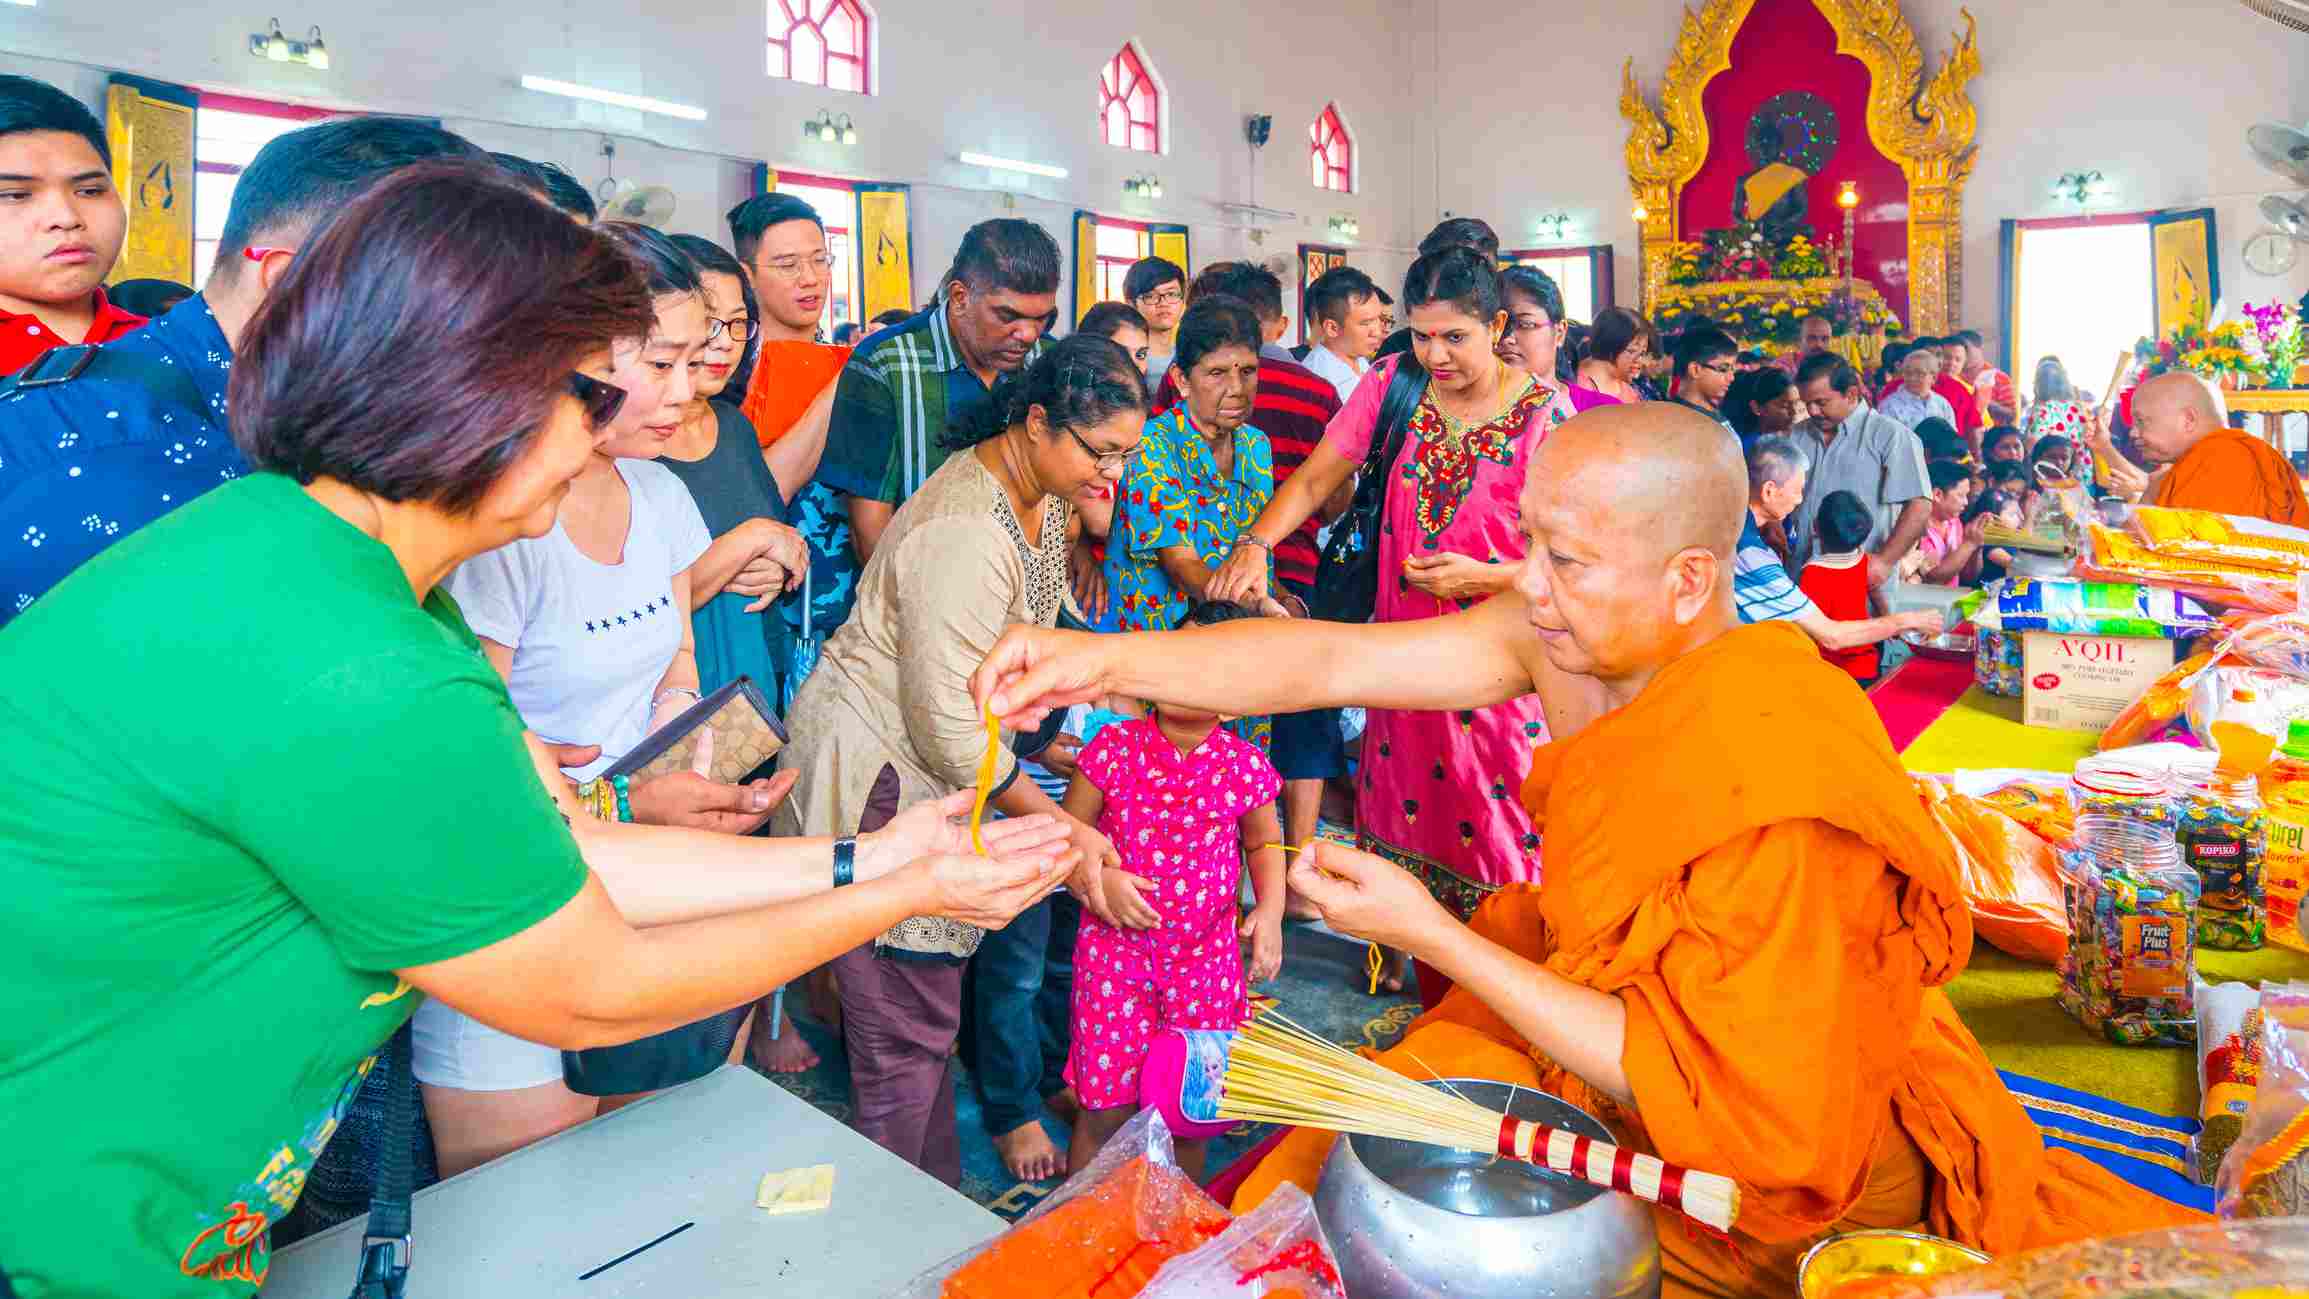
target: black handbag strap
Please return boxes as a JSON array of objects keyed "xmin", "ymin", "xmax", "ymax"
[
  {"xmin": 351, "ymin": 1024, "xmax": 415, "ymax": 1299},
  {"xmin": 1364, "ymin": 356, "xmax": 1428, "ymax": 487}
]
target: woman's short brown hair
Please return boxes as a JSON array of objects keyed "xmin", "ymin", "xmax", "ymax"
[{"xmin": 231, "ymin": 161, "xmax": 653, "ymax": 512}]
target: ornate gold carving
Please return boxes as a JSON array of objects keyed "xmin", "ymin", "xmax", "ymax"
[{"xmin": 1621, "ymin": 1, "xmax": 1981, "ymax": 336}]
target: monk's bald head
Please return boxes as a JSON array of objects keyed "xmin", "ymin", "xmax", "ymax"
[
  {"xmin": 1526, "ymin": 402, "xmax": 1749, "ymax": 562},
  {"xmin": 1512, "ymin": 402, "xmax": 1746, "ymax": 692},
  {"xmin": 2132, "ymin": 371, "xmax": 2227, "ymax": 464}
]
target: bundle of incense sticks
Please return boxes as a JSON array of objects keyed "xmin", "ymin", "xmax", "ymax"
[{"xmin": 1213, "ymin": 1010, "xmax": 1741, "ymax": 1233}]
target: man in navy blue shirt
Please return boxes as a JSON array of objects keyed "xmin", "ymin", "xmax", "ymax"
[{"xmin": 0, "ymin": 116, "xmax": 483, "ymax": 626}]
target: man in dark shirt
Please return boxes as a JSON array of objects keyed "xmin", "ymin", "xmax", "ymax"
[
  {"xmin": 0, "ymin": 116, "xmax": 482, "ymax": 625},
  {"xmin": 0, "ymin": 76, "xmax": 143, "ymax": 376}
]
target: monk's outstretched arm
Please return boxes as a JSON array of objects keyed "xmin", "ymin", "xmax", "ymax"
[
  {"xmin": 975, "ymin": 590, "xmax": 1543, "ymax": 727},
  {"xmin": 1420, "ymin": 923, "xmax": 1633, "ymax": 1106}
]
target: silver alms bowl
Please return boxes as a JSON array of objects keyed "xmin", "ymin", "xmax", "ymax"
[{"xmin": 1313, "ymin": 1079, "xmax": 1661, "ymax": 1299}]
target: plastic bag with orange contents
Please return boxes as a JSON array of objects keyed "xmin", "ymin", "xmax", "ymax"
[
  {"xmin": 2098, "ymin": 650, "xmax": 2222, "ymax": 751},
  {"xmin": 1134, "ymin": 1185, "xmax": 1345, "ymax": 1299},
  {"xmin": 907, "ymin": 1110, "xmax": 1233, "ymax": 1299},
  {"xmin": 1918, "ymin": 780, "xmax": 2071, "ymax": 965}
]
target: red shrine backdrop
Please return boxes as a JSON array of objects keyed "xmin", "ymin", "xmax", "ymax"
[{"xmin": 1675, "ymin": 0, "xmax": 1912, "ymax": 325}]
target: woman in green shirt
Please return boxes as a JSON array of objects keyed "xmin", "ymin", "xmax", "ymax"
[{"xmin": 0, "ymin": 162, "xmax": 1074, "ymax": 1299}]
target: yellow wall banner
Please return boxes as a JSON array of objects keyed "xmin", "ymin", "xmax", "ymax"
[
  {"xmin": 2149, "ymin": 208, "xmax": 2218, "ymax": 338},
  {"xmin": 856, "ymin": 184, "xmax": 914, "ymax": 321},
  {"xmin": 1149, "ymin": 225, "xmax": 1189, "ymax": 280},
  {"xmin": 1072, "ymin": 210, "xmax": 1100, "ymax": 324},
  {"xmin": 104, "ymin": 77, "xmax": 196, "ymax": 287}
]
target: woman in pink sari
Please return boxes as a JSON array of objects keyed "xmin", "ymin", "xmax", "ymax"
[{"xmin": 1208, "ymin": 248, "xmax": 1574, "ymax": 1008}]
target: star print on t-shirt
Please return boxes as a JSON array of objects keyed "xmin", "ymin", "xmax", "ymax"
[{"xmin": 585, "ymin": 596, "xmax": 671, "ymax": 635}]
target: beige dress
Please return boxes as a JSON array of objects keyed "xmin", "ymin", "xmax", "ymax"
[{"xmin": 774, "ymin": 450, "xmax": 1073, "ymax": 958}]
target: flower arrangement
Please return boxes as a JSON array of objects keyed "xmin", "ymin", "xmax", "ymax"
[
  {"xmin": 1703, "ymin": 223, "xmax": 1778, "ymax": 281},
  {"xmin": 2133, "ymin": 320, "xmax": 2256, "ymax": 385},
  {"xmin": 1664, "ymin": 241, "xmax": 1706, "ymax": 288},
  {"xmin": 1652, "ymin": 280, "xmax": 1899, "ymax": 349},
  {"xmin": 1778, "ymin": 234, "xmax": 1830, "ymax": 280},
  {"xmin": 2241, "ymin": 300, "xmax": 2306, "ymax": 389}
]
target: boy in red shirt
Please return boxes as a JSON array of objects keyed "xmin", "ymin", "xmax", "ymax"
[
  {"xmin": 1799, "ymin": 490, "xmax": 1893, "ymax": 683},
  {"xmin": 0, "ymin": 76, "xmax": 141, "ymax": 374}
]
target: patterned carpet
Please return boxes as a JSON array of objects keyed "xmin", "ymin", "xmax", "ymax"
[{"xmin": 756, "ymin": 920, "xmax": 1421, "ymax": 1220}]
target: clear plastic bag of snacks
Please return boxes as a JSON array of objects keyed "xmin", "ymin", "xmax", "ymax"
[
  {"xmin": 1135, "ymin": 1185, "xmax": 1345, "ymax": 1299},
  {"xmin": 1974, "ymin": 626, "xmax": 2024, "ymax": 698},
  {"xmin": 2057, "ymin": 814, "xmax": 2198, "ymax": 1047},
  {"xmin": 2132, "ymin": 506, "xmax": 2309, "ymax": 575},
  {"xmin": 2215, "ymin": 980, "xmax": 2309, "ymax": 1219},
  {"xmin": 901, "ymin": 1109, "xmax": 1233, "ymax": 1299},
  {"xmin": 2079, "ymin": 525, "xmax": 2299, "ymax": 614},
  {"xmin": 2192, "ymin": 977, "xmax": 2262, "ymax": 1184},
  {"xmin": 1807, "ymin": 1218, "xmax": 2309, "ymax": 1299}
]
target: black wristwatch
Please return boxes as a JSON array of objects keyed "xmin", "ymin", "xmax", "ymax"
[{"xmin": 833, "ymin": 836, "xmax": 857, "ymax": 888}]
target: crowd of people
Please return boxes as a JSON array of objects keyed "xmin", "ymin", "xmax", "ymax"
[{"xmin": 0, "ymin": 64, "xmax": 2292, "ymax": 1299}]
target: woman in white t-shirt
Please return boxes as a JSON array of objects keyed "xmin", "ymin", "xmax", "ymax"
[{"xmin": 425, "ymin": 224, "xmax": 724, "ymax": 1173}]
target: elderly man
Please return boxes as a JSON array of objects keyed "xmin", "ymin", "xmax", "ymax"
[
  {"xmin": 1739, "ymin": 436, "xmax": 1942, "ymax": 647},
  {"xmin": 974, "ymin": 403, "xmax": 2193, "ymax": 1297},
  {"xmin": 2131, "ymin": 370, "xmax": 2309, "ymax": 526},
  {"xmin": 1792, "ymin": 353, "xmax": 1933, "ymax": 593},
  {"xmin": 1774, "ymin": 312, "xmax": 1835, "ymax": 376},
  {"xmin": 1880, "ymin": 347, "xmax": 1959, "ymax": 431}
]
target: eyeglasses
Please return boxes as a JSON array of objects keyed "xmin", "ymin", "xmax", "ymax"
[
  {"xmin": 757, "ymin": 253, "xmax": 834, "ymax": 281},
  {"xmin": 566, "ymin": 371, "xmax": 628, "ymax": 428},
  {"xmin": 705, "ymin": 316, "xmax": 755, "ymax": 343},
  {"xmin": 1063, "ymin": 425, "xmax": 1136, "ymax": 471},
  {"xmin": 1700, "ymin": 361, "xmax": 1738, "ymax": 375},
  {"xmin": 1134, "ymin": 288, "xmax": 1185, "ymax": 307}
]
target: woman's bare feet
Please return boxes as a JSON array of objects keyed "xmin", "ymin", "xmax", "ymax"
[
  {"xmin": 993, "ymin": 1119, "xmax": 1066, "ymax": 1182},
  {"xmin": 749, "ymin": 1004, "xmax": 820, "ymax": 1074}
]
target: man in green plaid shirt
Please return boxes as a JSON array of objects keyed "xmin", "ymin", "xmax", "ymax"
[{"xmin": 823, "ymin": 218, "xmax": 1063, "ymax": 559}]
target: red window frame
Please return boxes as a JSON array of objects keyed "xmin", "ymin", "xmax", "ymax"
[
  {"xmin": 1309, "ymin": 104, "xmax": 1352, "ymax": 193},
  {"xmin": 768, "ymin": 0, "xmax": 873, "ymax": 95},
  {"xmin": 195, "ymin": 92, "xmax": 335, "ymax": 178},
  {"xmin": 1092, "ymin": 215, "xmax": 1150, "ymax": 302},
  {"xmin": 1099, "ymin": 43, "xmax": 1161, "ymax": 154}
]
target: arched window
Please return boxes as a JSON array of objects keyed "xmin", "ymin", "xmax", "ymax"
[
  {"xmin": 768, "ymin": 0, "xmax": 873, "ymax": 95},
  {"xmin": 1310, "ymin": 104, "xmax": 1353, "ymax": 193},
  {"xmin": 1099, "ymin": 43, "xmax": 1161, "ymax": 154}
]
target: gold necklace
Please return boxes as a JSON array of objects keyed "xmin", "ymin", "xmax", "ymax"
[{"xmin": 1433, "ymin": 361, "xmax": 1516, "ymax": 440}]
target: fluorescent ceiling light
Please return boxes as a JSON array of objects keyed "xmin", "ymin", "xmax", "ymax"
[
  {"xmin": 959, "ymin": 151, "xmax": 1067, "ymax": 180},
  {"xmin": 520, "ymin": 75, "xmax": 705, "ymax": 122},
  {"xmin": 1, "ymin": 1, "xmax": 37, "ymax": 8}
]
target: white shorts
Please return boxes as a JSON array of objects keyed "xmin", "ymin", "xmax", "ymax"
[{"xmin": 411, "ymin": 998, "xmax": 565, "ymax": 1092}]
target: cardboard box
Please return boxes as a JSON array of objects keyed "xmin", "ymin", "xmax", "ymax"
[{"xmin": 2021, "ymin": 632, "xmax": 2178, "ymax": 734}]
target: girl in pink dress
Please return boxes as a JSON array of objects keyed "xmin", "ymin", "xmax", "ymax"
[{"xmin": 1061, "ymin": 605, "xmax": 1286, "ymax": 1177}]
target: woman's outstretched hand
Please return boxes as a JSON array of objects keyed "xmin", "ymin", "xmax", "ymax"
[
  {"xmin": 915, "ymin": 850, "xmax": 1077, "ymax": 930},
  {"xmin": 859, "ymin": 790, "xmax": 1073, "ymax": 882}
]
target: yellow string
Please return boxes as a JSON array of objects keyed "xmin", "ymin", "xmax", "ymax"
[{"xmin": 970, "ymin": 707, "xmax": 998, "ymax": 854}]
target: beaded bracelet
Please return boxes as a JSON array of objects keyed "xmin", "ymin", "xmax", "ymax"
[
  {"xmin": 610, "ymin": 774, "xmax": 633, "ymax": 823},
  {"xmin": 574, "ymin": 777, "xmax": 633, "ymax": 823}
]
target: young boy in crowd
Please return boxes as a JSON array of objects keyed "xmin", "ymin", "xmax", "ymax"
[
  {"xmin": 0, "ymin": 76, "xmax": 141, "ymax": 374},
  {"xmin": 1799, "ymin": 491, "xmax": 1895, "ymax": 683}
]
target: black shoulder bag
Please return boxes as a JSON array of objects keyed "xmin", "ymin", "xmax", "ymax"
[{"xmin": 1308, "ymin": 357, "xmax": 1428, "ymax": 623}]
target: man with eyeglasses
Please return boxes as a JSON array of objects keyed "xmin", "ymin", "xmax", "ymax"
[
  {"xmin": 0, "ymin": 114, "xmax": 483, "ymax": 627},
  {"xmin": 1124, "ymin": 255, "xmax": 1187, "ymax": 391},
  {"xmin": 1666, "ymin": 326, "xmax": 1740, "ymax": 430}
]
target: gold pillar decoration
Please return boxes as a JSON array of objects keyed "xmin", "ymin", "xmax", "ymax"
[
  {"xmin": 1620, "ymin": 1, "xmax": 1980, "ymax": 334},
  {"xmin": 103, "ymin": 79, "xmax": 196, "ymax": 286}
]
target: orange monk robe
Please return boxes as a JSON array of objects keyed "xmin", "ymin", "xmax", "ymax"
[
  {"xmin": 1232, "ymin": 623, "xmax": 2200, "ymax": 1296},
  {"xmin": 2148, "ymin": 425, "xmax": 2309, "ymax": 527},
  {"xmin": 741, "ymin": 339, "xmax": 851, "ymax": 449}
]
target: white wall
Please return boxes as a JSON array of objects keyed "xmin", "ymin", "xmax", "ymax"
[
  {"xmin": 0, "ymin": 0, "xmax": 1425, "ymax": 313},
  {"xmin": 1424, "ymin": 0, "xmax": 2309, "ymax": 343}
]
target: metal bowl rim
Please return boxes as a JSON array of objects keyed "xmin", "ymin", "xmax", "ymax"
[{"xmin": 1795, "ymin": 1228, "xmax": 1993, "ymax": 1296}]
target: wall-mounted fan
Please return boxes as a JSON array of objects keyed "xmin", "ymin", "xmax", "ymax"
[
  {"xmin": 2245, "ymin": 122, "xmax": 2309, "ymax": 276},
  {"xmin": 594, "ymin": 139, "xmax": 678, "ymax": 228},
  {"xmin": 2238, "ymin": 0, "xmax": 2309, "ymax": 34}
]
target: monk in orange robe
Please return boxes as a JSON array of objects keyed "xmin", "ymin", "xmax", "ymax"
[
  {"xmin": 2133, "ymin": 370, "xmax": 2309, "ymax": 527},
  {"xmin": 974, "ymin": 403, "xmax": 2202, "ymax": 1297}
]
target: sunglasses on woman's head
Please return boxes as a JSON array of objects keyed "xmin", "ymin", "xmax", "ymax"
[{"xmin": 566, "ymin": 372, "xmax": 628, "ymax": 428}]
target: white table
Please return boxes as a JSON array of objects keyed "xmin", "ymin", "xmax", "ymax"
[{"xmin": 262, "ymin": 1066, "xmax": 1001, "ymax": 1298}]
